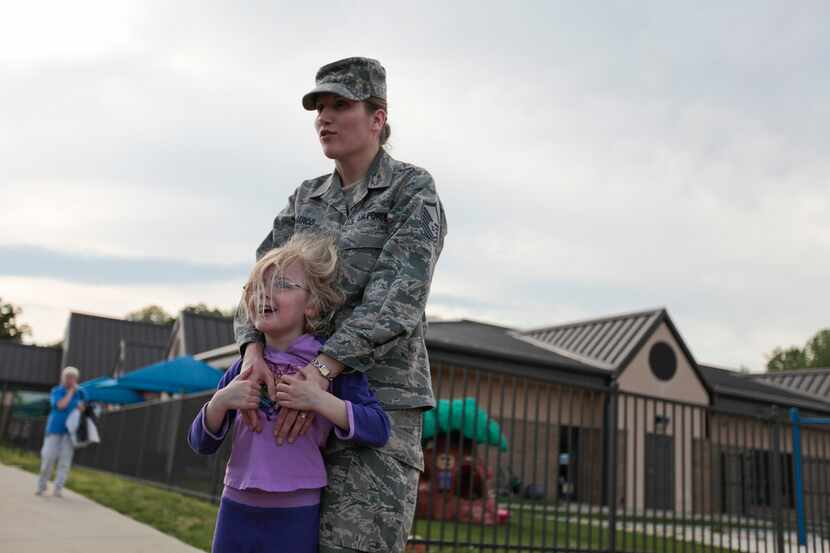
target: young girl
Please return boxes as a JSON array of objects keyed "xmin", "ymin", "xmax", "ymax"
[{"xmin": 188, "ymin": 234, "xmax": 390, "ymax": 553}]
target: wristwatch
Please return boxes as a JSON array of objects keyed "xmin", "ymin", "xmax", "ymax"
[{"xmin": 311, "ymin": 358, "xmax": 334, "ymax": 382}]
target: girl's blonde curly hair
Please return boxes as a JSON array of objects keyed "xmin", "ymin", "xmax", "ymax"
[{"xmin": 241, "ymin": 233, "xmax": 344, "ymax": 335}]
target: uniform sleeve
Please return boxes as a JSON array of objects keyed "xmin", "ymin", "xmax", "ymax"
[
  {"xmin": 333, "ymin": 373, "xmax": 391, "ymax": 448},
  {"xmin": 187, "ymin": 360, "xmax": 242, "ymax": 455},
  {"xmin": 233, "ymin": 190, "xmax": 298, "ymax": 354},
  {"xmin": 321, "ymin": 170, "xmax": 447, "ymax": 373}
]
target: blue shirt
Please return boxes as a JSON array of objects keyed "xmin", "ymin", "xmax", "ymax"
[{"xmin": 45, "ymin": 385, "xmax": 86, "ymax": 434}]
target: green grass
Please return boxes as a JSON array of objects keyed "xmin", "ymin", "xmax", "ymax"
[
  {"xmin": 412, "ymin": 507, "xmax": 734, "ymax": 553},
  {"xmin": 0, "ymin": 444, "xmax": 217, "ymax": 551},
  {"xmin": 504, "ymin": 499, "xmax": 775, "ymax": 530}
]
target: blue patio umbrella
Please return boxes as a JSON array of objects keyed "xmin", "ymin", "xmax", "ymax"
[
  {"xmin": 111, "ymin": 356, "xmax": 222, "ymax": 394},
  {"xmin": 80, "ymin": 376, "xmax": 144, "ymax": 405}
]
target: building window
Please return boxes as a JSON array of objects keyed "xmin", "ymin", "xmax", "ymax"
[
  {"xmin": 558, "ymin": 425, "xmax": 580, "ymax": 501},
  {"xmin": 720, "ymin": 449, "xmax": 795, "ymax": 514},
  {"xmin": 649, "ymin": 342, "xmax": 677, "ymax": 381}
]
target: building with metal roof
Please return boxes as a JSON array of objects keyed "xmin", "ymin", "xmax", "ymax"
[
  {"xmin": 114, "ymin": 340, "xmax": 168, "ymax": 377},
  {"xmin": 700, "ymin": 364, "xmax": 830, "ymax": 415},
  {"xmin": 518, "ymin": 308, "xmax": 663, "ymax": 371},
  {"xmin": 166, "ymin": 310, "xmax": 234, "ymax": 359},
  {"xmin": 425, "ymin": 310, "xmax": 830, "ymax": 515},
  {"xmin": 0, "ymin": 342, "xmax": 62, "ymax": 391},
  {"xmin": 61, "ymin": 312, "xmax": 172, "ymax": 380},
  {"xmin": 427, "ymin": 310, "xmax": 830, "ymax": 416},
  {"xmin": 747, "ymin": 367, "xmax": 830, "ymax": 403}
]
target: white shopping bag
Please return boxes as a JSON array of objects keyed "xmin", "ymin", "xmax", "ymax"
[{"xmin": 67, "ymin": 409, "xmax": 101, "ymax": 448}]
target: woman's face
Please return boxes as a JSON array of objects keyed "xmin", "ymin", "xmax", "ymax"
[
  {"xmin": 253, "ymin": 262, "xmax": 316, "ymax": 338},
  {"xmin": 314, "ymin": 94, "xmax": 382, "ymax": 160}
]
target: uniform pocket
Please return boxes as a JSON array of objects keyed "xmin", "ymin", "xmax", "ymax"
[
  {"xmin": 342, "ymin": 234, "xmax": 386, "ymax": 250},
  {"xmin": 339, "ymin": 234, "xmax": 387, "ymax": 297},
  {"xmin": 372, "ymin": 409, "xmax": 424, "ymax": 471}
]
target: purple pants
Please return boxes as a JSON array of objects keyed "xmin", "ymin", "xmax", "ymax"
[{"xmin": 212, "ymin": 496, "xmax": 320, "ymax": 553}]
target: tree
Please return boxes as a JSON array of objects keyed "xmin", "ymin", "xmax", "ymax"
[
  {"xmin": 0, "ymin": 298, "xmax": 31, "ymax": 341},
  {"xmin": 766, "ymin": 346, "xmax": 808, "ymax": 373},
  {"xmin": 182, "ymin": 303, "xmax": 235, "ymax": 318},
  {"xmin": 766, "ymin": 328, "xmax": 830, "ymax": 372},
  {"xmin": 125, "ymin": 305, "xmax": 175, "ymax": 326},
  {"xmin": 805, "ymin": 329, "xmax": 830, "ymax": 368}
]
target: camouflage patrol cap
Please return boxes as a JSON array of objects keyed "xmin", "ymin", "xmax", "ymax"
[{"xmin": 302, "ymin": 57, "xmax": 386, "ymax": 111}]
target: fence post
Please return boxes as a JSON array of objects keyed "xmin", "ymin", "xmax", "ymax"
[
  {"xmin": 111, "ymin": 411, "xmax": 125, "ymax": 474},
  {"xmin": 0, "ymin": 382, "xmax": 10, "ymax": 441},
  {"xmin": 770, "ymin": 407, "xmax": 785, "ymax": 553},
  {"xmin": 165, "ymin": 399, "xmax": 183, "ymax": 484},
  {"xmin": 606, "ymin": 383, "xmax": 618, "ymax": 553},
  {"xmin": 135, "ymin": 406, "xmax": 150, "ymax": 479},
  {"xmin": 789, "ymin": 408, "xmax": 807, "ymax": 547}
]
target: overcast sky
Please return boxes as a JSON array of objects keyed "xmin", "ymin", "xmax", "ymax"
[{"xmin": 1, "ymin": 1, "xmax": 828, "ymax": 370}]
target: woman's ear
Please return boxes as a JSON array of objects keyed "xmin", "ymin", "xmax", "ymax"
[{"xmin": 371, "ymin": 108, "xmax": 386, "ymax": 133}]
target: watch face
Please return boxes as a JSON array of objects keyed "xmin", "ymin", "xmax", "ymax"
[{"xmin": 315, "ymin": 360, "xmax": 331, "ymax": 377}]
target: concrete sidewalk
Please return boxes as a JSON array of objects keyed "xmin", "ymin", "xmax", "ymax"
[{"xmin": 0, "ymin": 462, "xmax": 203, "ymax": 553}]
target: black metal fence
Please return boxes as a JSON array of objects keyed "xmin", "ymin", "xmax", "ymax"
[{"xmin": 4, "ymin": 365, "xmax": 830, "ymax": 553}]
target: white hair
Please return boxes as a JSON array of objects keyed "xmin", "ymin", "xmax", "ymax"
[{"xmin": 61, "ymin": 366, "xmax": 80, "ymax": 380}]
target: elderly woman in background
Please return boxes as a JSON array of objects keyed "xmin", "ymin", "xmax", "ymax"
[{"xmin": 36, "ymin": 366, "xmax": 86, "ymax": 497}]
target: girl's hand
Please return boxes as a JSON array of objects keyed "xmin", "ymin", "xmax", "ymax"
[
  {"xmin": 276, "ymin": 373, "xmax": 324, "ymax": 412},
  {"xmin": 216, "ymin": 371, "xmax": 261, "ymax": 411},
  {"xmin": 238, "ymin": 343, "xmax": 275, "ymax": 432}
]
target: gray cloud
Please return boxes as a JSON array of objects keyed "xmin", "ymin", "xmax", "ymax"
[
  {"xmin": 0, "ymin": 244, "xmax": 247, "ymax": 285},
  {"xmin": 2, "ymin": 1, "xmax": 828, "ymax": 368}
]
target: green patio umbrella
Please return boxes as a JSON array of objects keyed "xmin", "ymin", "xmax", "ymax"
[
  {"xmin": 422, "ymin": 398, "xmax": 508, "ymax": 451},
  {"xmin": 12, "ymin": 397, "xmax": 50, "ymax": 417}
]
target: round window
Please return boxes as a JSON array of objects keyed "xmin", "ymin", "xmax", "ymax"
[{"xmin": 649, "ymin": 342, "xmax": 677, "ymax": 381}]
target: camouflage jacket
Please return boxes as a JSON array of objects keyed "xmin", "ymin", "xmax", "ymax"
[{"xmin": 235, "ymin": 148, "xmax": 446, "ymax": 415}]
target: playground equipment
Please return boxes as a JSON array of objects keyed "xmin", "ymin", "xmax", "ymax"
[{"xmin": 417, "ymin": 398, "xmax": 510, "ymax": 525}]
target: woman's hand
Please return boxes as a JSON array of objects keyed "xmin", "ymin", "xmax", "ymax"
[
  {"xmin": 278, "ymin": 373, "xmax": 351, "ymax": 434},
  {"xmin": 276, "ymin": 373, "xmax": 324, "ymax": 412},
  {"xmin": 56, "ymin": 386, "xmax": 76, "ymax": 410},
  {"xmin": 238, "ymin": 343, "xmax": 276, "ymax": 432},
  {"xmin": 272, "ymin": 362, "xmax": 329, "ymax": 445}
]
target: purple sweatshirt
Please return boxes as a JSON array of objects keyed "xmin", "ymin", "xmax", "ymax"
[{"xmin": 188, "ymin": 335, "xmax": 390, "ymax": 497}]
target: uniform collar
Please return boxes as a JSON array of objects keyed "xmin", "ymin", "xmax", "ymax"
[
  {"xmin": 309, "ymin": 173, "xmax": 335, "ymax": 199},
  {"xmin": 309, "ymin": 148, "xmax": 392, "ymax": 200},
  {"xmin": 367, "ymin": 148, "xmax": 392, "ymax": 190}
]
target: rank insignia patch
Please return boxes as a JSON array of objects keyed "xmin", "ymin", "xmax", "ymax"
[{"xmin": 420, "ymin": 200, "xmax": 440, "ymax": 242}]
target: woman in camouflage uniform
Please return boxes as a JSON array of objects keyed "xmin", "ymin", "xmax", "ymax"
[{"xmin": 234, "ymin": 57, "xmax": 447, "ymax": 553}]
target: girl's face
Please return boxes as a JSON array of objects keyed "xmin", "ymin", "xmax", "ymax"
[
  {"xmin": 314, "ymin": 94, "xmax": 383, "ymax": 160},
  {"xmin": 253, "ymin": 261, "xmax": 317, "ymax": 339}
]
